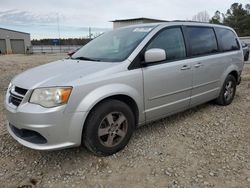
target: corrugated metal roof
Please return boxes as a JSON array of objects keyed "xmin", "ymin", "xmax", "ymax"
[{"xmin": 0, "ymin": 27, "xmax": 30, "ymax": 35}]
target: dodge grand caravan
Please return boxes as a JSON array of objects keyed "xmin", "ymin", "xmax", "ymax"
[{"xmin": 5, "ymin": 22, "xmax": 244, "ymax": 156}]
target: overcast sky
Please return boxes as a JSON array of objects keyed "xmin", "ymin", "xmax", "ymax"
[{"xmin": 0, "ymin": 0, "xmax": 249, "ymax": 39}]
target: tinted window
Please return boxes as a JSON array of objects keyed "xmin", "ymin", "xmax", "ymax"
[
  {"xmin": 216, "ymin": 28, "xmax": 240, "ymax": 51},
  {"xmin": 147, "ymin": 27, "xmax": 186, "ymax": 61},
  {"xmin": 187, "ymin": 27, "xmax": 218, "ymax": 56}
]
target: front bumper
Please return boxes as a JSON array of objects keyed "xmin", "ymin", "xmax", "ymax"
[{"xmin": 5, "ymin": 95, "xmax": 87, "ymax": 150}]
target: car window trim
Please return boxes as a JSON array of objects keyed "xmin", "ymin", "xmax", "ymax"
[
  {"xmin": 185, "ymin": 26, "xmax": 219, "ymax": 57},
  {"xmin": 214, "ymin": 27, "xmax": 241, "ymax": 52},
  {"xmin": 128, "ymin": 25, "xmax": 241, "ymax": 70},
  {"xmin": 128, "ymin": 25, "xmax": 188, "ymax": 69}
]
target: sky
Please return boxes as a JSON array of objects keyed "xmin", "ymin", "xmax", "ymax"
[{"xmin": 0, "ymin": 0, "xmax": 249, "ymax": 39}]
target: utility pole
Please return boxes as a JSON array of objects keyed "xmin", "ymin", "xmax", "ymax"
[
  {"xmin": 57, "ymin": 13, "xmax": 61, "ymax": 52},
  {"xmin": 88, "ymin": 27, "xmax": 92, "ymax": 39}
]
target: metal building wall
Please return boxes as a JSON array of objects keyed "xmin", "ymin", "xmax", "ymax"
[
  {"xmin": 0, "ymin": 28, "xmax": 31, "ymax": 54},
  {"xmin": 0, "ymin": 39, "xmax": 6, "ymax": 54},
  {"xmin": 113, "ymin": 20, "xmax": 144, "ymax": 29},
  {"xmin": 112, "ymin": 18, "xmax": 167, "ymax": 29}
]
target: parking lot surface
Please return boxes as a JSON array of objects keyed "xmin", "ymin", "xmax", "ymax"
[{"xmin": 0, "ymin": 54, "xmax": 250, "ymax": 188}]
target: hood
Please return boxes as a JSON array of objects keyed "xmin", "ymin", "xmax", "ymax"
[{"xmin": 12, "ymin": 59, "xmax": 119, "ymax": 89}]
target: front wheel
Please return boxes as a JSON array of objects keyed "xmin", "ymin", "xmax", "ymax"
[
  {"xmin": 216, "ymin": 75, "xmax": 237, "ymax": 106},
  {"xmin": 83, "ymin": 99, "xmax": 135, "ymax": 156}
]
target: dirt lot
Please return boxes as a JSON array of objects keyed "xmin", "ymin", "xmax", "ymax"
[{"xmin": 0, "ymin": 54, "xmax": 250, "ymax": 188}]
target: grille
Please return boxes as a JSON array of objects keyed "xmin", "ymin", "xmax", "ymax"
[
  {"xmin": 9, "ymin": 86, "xmax": 28, "ymax": 107},
  {"xmin": 15, "ymin": 86, "xmax": 27, "ymax": 95}
]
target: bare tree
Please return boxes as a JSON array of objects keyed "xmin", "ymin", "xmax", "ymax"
[
  {"xmin": 210, "ymin": 10, "xmax": 223, "ymax": 24},
  {"xmin": 192, "ymin": 11, "xmax": 210, "ymax": 22},
  {"xmin": 246, "ymin": 4, "xmax": 250, "ymax": 14}
]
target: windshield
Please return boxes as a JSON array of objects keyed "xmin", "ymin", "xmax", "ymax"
[{"xmin": 72, "ymin": 26, "xmax": 154, "ymax": 62}]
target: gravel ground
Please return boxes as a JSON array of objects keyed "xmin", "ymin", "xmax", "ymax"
[{"xmin": 0, "ymin": 54, "xmax": 250, "ymax": 188}]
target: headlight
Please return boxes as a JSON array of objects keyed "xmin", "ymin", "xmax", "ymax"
[{"xmin": 29, "ymin": 87, "xmax": 72, "ymax": 108}]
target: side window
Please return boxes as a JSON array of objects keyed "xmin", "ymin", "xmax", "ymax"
[
  {"xmin": 147, "ymin": 27, "xmax": 186, "ymax": 61},
  {"xmin": 216, "ymin": 28, "xmax": 240, "ymax": 51},
  {"xmin": 187, "ymin": 27, "xmax": 218, "ymax": 56}
]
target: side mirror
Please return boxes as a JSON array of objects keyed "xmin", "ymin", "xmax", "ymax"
[
  {"xmin": 67, "ymin": 47, "xmax": 81, "ymax": 57},
  {"xmin": 67, "ymin": 51, "xmax": 75, "ymax": 57},
  {"xmin": 144, "ymin": 48, "xmax": 166, "ymax": 64}
]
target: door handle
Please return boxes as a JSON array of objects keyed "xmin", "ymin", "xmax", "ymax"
[
  {"xmin": 181, "ymin": 65, "xmax": 191, "ymax": 70},
  {"xmin": 194, "ymin": 63, "xmax": 203, "ymax": 68}
]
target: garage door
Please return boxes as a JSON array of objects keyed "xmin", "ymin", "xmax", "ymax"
[
  {"xmin": 10, "ymin": 39, "xmax": 25, "ymax": 54},
  {"xmin": 0, "ymin": 39, "xmax": 6, "ymax": 54}
]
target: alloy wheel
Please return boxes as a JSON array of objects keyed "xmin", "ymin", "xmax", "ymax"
[
  {"xmin": 98, "ymin": 112, "xmax": 128, "ymax": 147},
  {"xmin": 224, "ymin": 81, "xmax": 234, "ymax": 101}
]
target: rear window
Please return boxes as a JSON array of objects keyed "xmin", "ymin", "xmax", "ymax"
[
  {"xmin": 187, "ymin": 27, "xmax": 218, "ymax": 56},
  {"xmin": 215, "ymin": 28, "xmax": 240, "ymax": 52}
]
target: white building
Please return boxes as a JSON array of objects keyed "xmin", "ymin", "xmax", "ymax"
[
  {"xmin": 111, "ymin": 17, "xmax": 167, "ymax": 29},
  {"xmin": 0, "ymin": 28, "xmax": 31, "ymax": 54}
]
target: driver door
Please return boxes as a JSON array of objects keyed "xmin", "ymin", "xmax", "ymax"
[{"xmin": 142, "ymin": 27, "xmax": 193, "ymax": 121}]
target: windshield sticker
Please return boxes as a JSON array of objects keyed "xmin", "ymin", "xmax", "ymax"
[{"xmin": 133, "ymin": 28, "xmax": 153, "ymax": 33}]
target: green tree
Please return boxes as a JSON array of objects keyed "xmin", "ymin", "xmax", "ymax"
[
  {"xmin": 210, "ymin": 3, "xmax": 250, "ymax": 36},
  {"xmin": 224, "ymin": 3, "xmax": 249, "ymax": 35}
]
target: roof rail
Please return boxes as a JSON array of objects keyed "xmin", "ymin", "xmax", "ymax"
[{"xmin": 171, "ymin": 20, "xmax": 210, "ymax": 24}]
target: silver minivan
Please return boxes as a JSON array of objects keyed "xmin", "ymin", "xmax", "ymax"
[{"xmin": 5, "ymin": 22, "xmax": 244, "ymax": 156}]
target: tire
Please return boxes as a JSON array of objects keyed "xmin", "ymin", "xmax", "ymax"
[
  {"xmin": 83, "ymin": 99, "xmax": 135, "ymax": 156},
  {"xmin": 244, "ymin": 52, "xmax": 249, "ymax": 61},
  {"xmin": 216, "ymin": 75, "xmax": 237, "ymax": 106}
]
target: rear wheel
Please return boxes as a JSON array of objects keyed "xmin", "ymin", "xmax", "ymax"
[
  {"xmin": 216, "ymin": 75, "xmax": 236, "ymax": 106},
  {"xmin": 83, "ymin": 99, "xmax": 135, "ymax": 156}
]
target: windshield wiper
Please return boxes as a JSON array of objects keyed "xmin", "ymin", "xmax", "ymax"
[{"xmin": 72, "ymin": 56, "xmax": 100, "ymax": 62}]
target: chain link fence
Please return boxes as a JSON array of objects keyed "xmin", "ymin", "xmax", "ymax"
[{"xmin": 32, "ymin": 45, "xmax": 82, "ymax": 54}]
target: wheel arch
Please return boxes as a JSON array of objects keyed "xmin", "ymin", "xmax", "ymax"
[
  {"xmin": 76, "ymin": 83, "xmax": 144, "ymax": 128},
  {"xmin": 220, "ymin": 65, "xmax": 240, "ymax": 87},
  {"xmin": 228, "ymin": 70, "xmax": 238, "ymax": 82},
  {"xmin": 87, "ymin": 94, "xmax": 139, "ymax": 125},
  {"xmin": 81, "ymin": 94, "xmax": 140, "ymax": 145}
]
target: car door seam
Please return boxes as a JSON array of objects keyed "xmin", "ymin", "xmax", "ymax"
[
  {"xmin": 148, "ymin": 87, "xmax": 193, "ymax": 101},
  {"xmin": 192, "ymin": 80, "xmax": 220, "ymax": 89}
]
